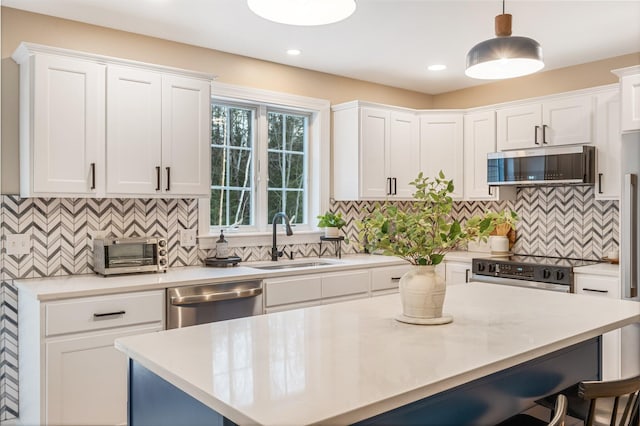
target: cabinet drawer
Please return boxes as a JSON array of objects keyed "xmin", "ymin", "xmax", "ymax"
[
  {"xmin": 46, "ymin": 290, "xmax": 164, "ymax": 336},
  {"xmin": 322, "ymin": 270, "xmax": 369, "ymax": 298},
  {"xmin": 371, "ymin": 265, "xmax": 411, "ymax": 291},
  {"xmin": 575, "ymin": 275, "xmax": 620, "ymax": 299},
  {"xmin": 265, "ymin": 276, "xmax": 322, "ymax": 307}
]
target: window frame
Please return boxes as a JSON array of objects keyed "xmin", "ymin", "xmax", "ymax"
[{"xmin": 199, "ymin": 82, "xmax": 330, "ymax": 247}]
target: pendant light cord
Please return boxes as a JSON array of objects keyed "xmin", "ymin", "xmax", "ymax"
[{"xmin": 502, "ymin": 0, "xmax": 505, "ymax": 15}]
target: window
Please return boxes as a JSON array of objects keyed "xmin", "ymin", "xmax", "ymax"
[{"xmin": 203, "ymin": 83, "xmax": 329, "ymax": 240}]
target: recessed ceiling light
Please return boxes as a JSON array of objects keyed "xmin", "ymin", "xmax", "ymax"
[
  {"xmin": 247, "ymin": 0, "xmax": 356, "ymax": 26},
  {"xmin": 427, "ymin": 64, "xmax": 447, "ymax": 71},
  {"xmin": 287, "ymin": 49, "xmax": 302, "ymax": 56}
]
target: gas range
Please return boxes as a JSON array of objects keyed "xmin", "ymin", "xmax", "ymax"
[{"xmin": 471, "ymin": 254, "xmax": 602, "ymax": 293}]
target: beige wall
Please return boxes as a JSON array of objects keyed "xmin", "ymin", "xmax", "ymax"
[{"xmin": 433, "ymin": 53, "xmax": 640, "ymax": 109}]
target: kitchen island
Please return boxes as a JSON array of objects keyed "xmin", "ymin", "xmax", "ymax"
[{"xmin": 115, "ymin": 283, "xmax": 640, "ymax": 425}]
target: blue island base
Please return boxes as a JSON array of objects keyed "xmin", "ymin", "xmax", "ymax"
[{"xmin": 128, "ymin": 337, "xmax": 600, "ymax": 426}]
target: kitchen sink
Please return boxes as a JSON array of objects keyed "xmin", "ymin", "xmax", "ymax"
[{"xmin": 250, "ymin": 261, "xmax": 339, "ymax": 270}]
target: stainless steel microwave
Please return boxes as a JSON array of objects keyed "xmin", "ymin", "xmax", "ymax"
[
  {"xmin": 93, "ymin": 237, "xmax": 168, "ymax": 276},
  {"xmin": 487, "ymin": 145, "xmax": 596, "ymax": 186}
]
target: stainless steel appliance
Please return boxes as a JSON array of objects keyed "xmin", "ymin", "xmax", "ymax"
[
  {"xmin": 93, "ymin": 237, "xmax": 168, "ymax": 275},
  {"xmin": 487, "ymin": 145, "xmax": 595, "ymax": 186},
  {"xmin": 166, "ymin": 281, "xmax": 263, "ymax": 329},
  {"xmin": 471, "ymin": 255, "xmax": 600, "ymax": 293},
  {"xmin": 620, "ymin": 131, "xmax": 640, "ymax": 377}
]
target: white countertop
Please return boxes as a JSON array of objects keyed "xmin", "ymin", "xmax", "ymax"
[
  {"xmin": 14, "ymin": 254, "xmax": 406, "ymax": 301},
  {"xmin": 115, "ymin": 283, "xmax": 640, "ymax": 426},
  {"xmin": 574, "ymin": 262, "xmax": 620, "ymax": 276}
]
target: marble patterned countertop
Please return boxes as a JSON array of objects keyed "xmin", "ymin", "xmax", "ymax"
[{"xmin": 115, "ymin": 283, "xmax": 640, "ymax": 426}]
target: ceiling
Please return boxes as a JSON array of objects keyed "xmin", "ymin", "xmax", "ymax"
[{"xmin": 4, "ymin": 0, "xmax": 640, "ymax": 94}]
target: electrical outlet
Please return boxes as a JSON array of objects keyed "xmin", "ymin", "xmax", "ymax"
[
  {"xmin": 179, "ymin": 229, "xmax": 197, "ymax": 247},
  {"xmin": 6, "ymin": 233, "xmax": 31, "ymax": 256}
]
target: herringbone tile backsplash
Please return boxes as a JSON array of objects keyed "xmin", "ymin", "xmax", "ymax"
[{"xmin": 0, "ymin": 187, "xmax": 620, "ymax": 420}]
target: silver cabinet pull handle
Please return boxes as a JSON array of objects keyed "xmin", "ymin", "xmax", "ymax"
[
  {"xmin": 93, "ymin": 310, "xmax": 126, "ymax": 319},
  {"xmin": 542, "ymin": 124, "xmax": 549, "ymax": 144},
  {"xmin": 170, "ymin": 288, "xmax": 262, "ymax": 306},
  {"xmin": 534, "ymin": 126, "xmax": 540, "ymax": 145},
  {"xmin": 166, "ymin": 167, "xmax": 171, "ymax": 191},
  {"xmin": 391, "ymin": 277, "xmax": 402, "ymax": 282},
  {"xmin": 583, "ymin": 288, "xmax": 608, "ymax": 294}
]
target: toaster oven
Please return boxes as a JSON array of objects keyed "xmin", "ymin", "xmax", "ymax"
[{"xmin": 93, "ymin": 237, "xmax": 168, "ymax": 275}]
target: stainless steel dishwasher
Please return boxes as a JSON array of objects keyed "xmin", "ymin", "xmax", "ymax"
[{"xmin": 166, "ymin": 280, "xmax": 263, "ymax": 329}]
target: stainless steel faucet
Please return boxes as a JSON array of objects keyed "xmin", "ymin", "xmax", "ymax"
[{"xmin": 271, "ymin": 212, "xmax": 293, "ymax": 261}]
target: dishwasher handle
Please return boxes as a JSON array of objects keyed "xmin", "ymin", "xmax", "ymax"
[{"xmin": 170, "ymin": 287, "xmax": 262, "ymax": 306}]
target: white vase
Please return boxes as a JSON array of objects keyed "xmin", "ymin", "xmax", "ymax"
[
  {"xmin": 489, "ymin": 235, "xmax": 509, "ymax": 254},
  {"xmin": 398, "ymin": 265, "xmax": 450, "ymax": 324},
  {"xmin": 324, "ymin": 227, "xmax": 340, "ymax": 238}
]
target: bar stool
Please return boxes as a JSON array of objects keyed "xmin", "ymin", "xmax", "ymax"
[
  {"xmin": 496, "ymin": 394, "xmax": 567, "ymax": 426},
  {"xmin": 536, "ymin": 374, "xmax": 640, "ymax": 426}
]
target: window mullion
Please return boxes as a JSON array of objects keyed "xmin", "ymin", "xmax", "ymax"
[{"xmin": 256, "ymin": 106, "xmax": 268, "ymax": 231}]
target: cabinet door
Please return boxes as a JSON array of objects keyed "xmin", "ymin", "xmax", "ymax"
[
  {"xmin": 46, "ymin": 324, "xmax": 162, "ymax": 426},
  {"xmin": 542, "ymin": 95, "xmax": 593, "ymax": 146},
  {"xmin": 419, "ymin": 114, "xmax": 464, "ymax": 199},
  {"xmin": 595, "ymin": 90, "xmax": 621, "ymax": 199},
  {"xmin": 161, "ymin": 75, "xmax": 211, "ymax": 196},
  {"xmin": 620, "ymin": 72, "xmax": 640, "ymax": 132},
  {"xmin": 264, "ymin": 275, "xmax": 322, "ymax": 308},
  {"xmin": 496, "ymin": 104, "xmax": 541, "ymax": 150},
  {"xmin": 464, "ymin": 111, "xmax": 497, "ymax": 200},
  {"xmin": 360, "ymin": 108, "xmax": 390, "ymax": 198},
  {"xmin": 30, "ymin": 54, "xmax": 105, "ymax": 195},
  {"xmin": 575, "ymin": 274, "xmax": 621, "ymax": 380},
  {"xmin": 371, "ymin": 265, "xmax": 411, "ymax": 292},
  {"xmin": 389, "ymin": 112, "xmax": 420, "ymax": 198},
  {"xmin": 106, "ymin": 65, "xmax": 162, "ymax": 195},
  {"xmin": 321, "ymin": 270, "xmax": 369, "ymax": 298},
  {"xmin": 445, "ymin": 262, "xmax": 471, "ymax": 286}
]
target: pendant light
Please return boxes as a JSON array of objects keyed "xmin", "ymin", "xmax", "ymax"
[
  {"xmin": 247, "ymin": 0, "xmax": 356, "ymax": 26},
  {"xmin": 465, "ymin": 0, "xmax": 544, "ymax": 79}
]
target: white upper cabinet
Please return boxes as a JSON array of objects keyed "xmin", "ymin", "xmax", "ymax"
[
  {"xmin": 107, "ymin": 66, "xmax": 163, "ymax": 195},
  {"xmin": 389, "ymin": 111, "xmax": 420, "ymax": 198},
  {"xmin": 463, "ymin": 110, "xmax": 496, "ymax": 200},
  {"xmin": 14, "ymin": 49, "xmax": 106, "ymax": 197},
  {"xmin": 613, "ymin": 65, "xmax": 640, "ymax": 132},
  {"xmin": 497, "ymin": 95, "xmax": 594, "ymax": 150},
  {"xmin": 13, "ymin": 43, "xmax": 213, "ymax": 198},
  {"xmin": 333, "ymin": 102, "xmax": 419, "ymax": 200},
  {"xmin": 419, "ymin": 113, "xmax": 464, "ymax": 199},
  {"xmin": 594, "ymin": 88, "xmax": 621, "ymax": 200},
  {"xmin": 161, "ymin": 75, "xmax": 211, "ymax": 196},
  {"xmin": 107, "ymin": 68, "xmax": 211, "ymax": 197}
]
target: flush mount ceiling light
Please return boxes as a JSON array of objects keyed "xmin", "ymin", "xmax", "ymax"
[
  {"xmin": 465, "ymin": 0, "xmax": 544, "ymax": 80},
  {"xmin": 247, "ymin": 0, "xmax": 356, "ymax": 26}
]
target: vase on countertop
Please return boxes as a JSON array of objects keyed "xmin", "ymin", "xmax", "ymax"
[{"xmin": 397, "ymin": 265, "xmax": 452, "ymax": 325}]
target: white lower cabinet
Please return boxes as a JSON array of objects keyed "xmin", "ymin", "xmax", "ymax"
[
  {"xmin": 444, "ymin": 261, "xmax": 472, "ymax": 285},
  {"xmin": 46, "ymin": 324, "xmax": 162, "ymax": 426},
  {"xmin": 371, "ymin": 264, "xmax": 412, "ymax": 296},
  {"xmin": 264, "ymin": 270, "xmax": 370, "ymax": 313},
  {"xmin": 19, "ymin": 290, "xmax": 165, "ymax": 425},
  {"xmin": 575, "ymin": 273, "xmax": 621, "ymax": 380}
]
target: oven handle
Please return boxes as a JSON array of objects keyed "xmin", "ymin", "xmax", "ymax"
[
  {"xmin": 470, "ymin": 275, "xmax": 571, "ymax": 293},
  {"xmin": 170, "ymin": 287, "xmax": 262, "ymax": 306}
]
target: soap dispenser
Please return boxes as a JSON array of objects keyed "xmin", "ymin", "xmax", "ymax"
[{"xmin": 215, "ymin": 230, "xmax": 229, "ymax": 259}]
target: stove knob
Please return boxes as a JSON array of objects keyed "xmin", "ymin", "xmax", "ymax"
[
  {"xmin": 477, "ymin": 263, "xmax": 486, "ymax": 272},
  {"xmin": 488, "ymin": 263, "xmax": 497, "ymax": 273},
  {"xmin": 159, "ymin": 258, "xmax": 167, "ymax": 266},
  {"xmin": 159, "ymin": 249, "xmax": 167, "ymax": 256},
  {"xmin": 158, "ymin": 239, "xmax": 167, "ymax": 247},
  {"xmin": 556, "ymin": 271, "xmax": 565, "ymax": 281},
  {"xmin": 542, "ymin": 269, "xmax": 552, "ymax": 279}
]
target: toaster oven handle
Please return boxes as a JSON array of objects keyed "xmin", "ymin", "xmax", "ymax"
[{"xmin": 170, "ymin": 287, "xmax": 263, "ymax": 306}]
